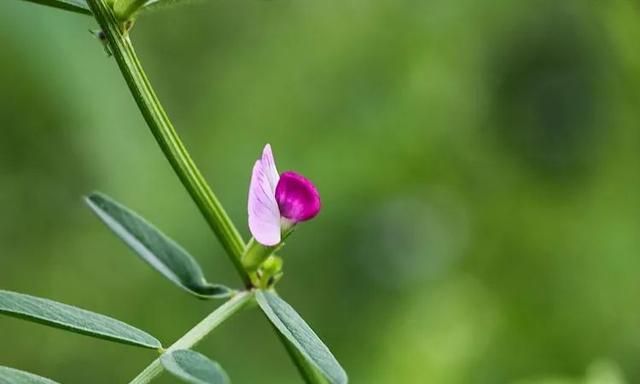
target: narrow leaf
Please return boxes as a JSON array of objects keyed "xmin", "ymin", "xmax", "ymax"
[
  {"xmin": 0, "ymin": 290, "xmax": 161, "ymax": 350},
  {"xmin": 161, "ymin": 350, "xmax": 230, "ymax": 384},
  {"xmin": 256, "ymin": 291, "xmax": 348, "ymax": 384},
  {"xmin": 18, "ymin": 0, "xmax": 91, "ymax": 15},
  {"xmin": 0, "ymin": 366, "xmax": 60, "ymax": 384},
  {"xmin": 86, "ymin": 192, "xmax": 232, "ymax": 299}
]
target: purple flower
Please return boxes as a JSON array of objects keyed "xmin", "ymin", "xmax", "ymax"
[{"xmin": 248, "ymin": 144, "xmax": 321, "ymax": 246}]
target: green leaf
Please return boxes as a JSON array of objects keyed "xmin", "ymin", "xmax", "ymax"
[
  {"xmin": 256, "ymin": 291, "xmax": 348, "ymax": 384},
  {"xmin": 86, "ymin": 192, "xmax": 232, "ymax": 299},
  {"xmin": 0, "ymin": 290, "xmax": 161, "ymax": 350},
  {"xmin": 18, "ymin": 0, "xmax": 91, "ymax": 15},
  {"xmin": 161, "ymin": 350, "xmax": 230, "ymax": 384},
  {"xmin": 0, "ymin": 366, "xmax": 60, "ymax": 384}
]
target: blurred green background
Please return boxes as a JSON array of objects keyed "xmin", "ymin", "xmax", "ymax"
[{"xmin": 1, "ymin": 0, "xmax": 639, "ymax": 383}]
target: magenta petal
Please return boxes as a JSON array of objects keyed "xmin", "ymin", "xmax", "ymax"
[
  {"xmin": 275, "ymin": 171, "xmax": 321, "ymax": 222},
  {"xmin": 248, "ymin": 156, "xmax": 281, "ymax": 246}
]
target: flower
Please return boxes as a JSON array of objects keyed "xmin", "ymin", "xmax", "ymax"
[{"xmin": 248, "ymin": 144, "xmax": 321, "ymax": 246}]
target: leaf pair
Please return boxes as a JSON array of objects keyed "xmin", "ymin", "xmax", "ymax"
[
  {"xmin": 0, "ymin": 295, "xmax": 234, "ymax": 384},
  {"xmin": 86, "ymin": 193, "xmax": 232, "ymax": 299},
  {"xmin": 158, "ymin": 292, "xmax": 348, "ymax": 384}
]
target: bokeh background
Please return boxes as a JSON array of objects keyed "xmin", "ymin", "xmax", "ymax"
[{"xmin": 1, "ymin": 0, "xmax": 639, "ymax": 383}]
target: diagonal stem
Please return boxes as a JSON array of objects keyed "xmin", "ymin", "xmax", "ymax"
[
  {"xmin": 87, "ymin": 1, "xmax": 326, "ymax": 382},
  {"xmin": 87, "ymin": 0, "xmax": 251, "ymax": 287},
  {"xmin": 129, "ymin": 291, "xmax": 254, "ymax": 384}
]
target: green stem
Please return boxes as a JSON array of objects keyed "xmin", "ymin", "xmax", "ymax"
[
  {"xmin": 129, "ymin": 291, "xmax": 254, "ymax": 384},
  {"xmin": 88, "ymin": 1, "xmax": 326, "ymax": 382},
  {"xmin": 87, "ymin": 0, "xmax": 251, "ymax": 287}
]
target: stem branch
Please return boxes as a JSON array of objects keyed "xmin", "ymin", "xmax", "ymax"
[{"xmin": 129, "ymin": 291, "xmax": 254, "ymax": 384}]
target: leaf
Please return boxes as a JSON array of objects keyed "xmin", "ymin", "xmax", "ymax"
[
  {"xmin": 0, "ymin": 290, "xmax": 161, "ymax": 350},
  {"xmin": 0, "ymin": 366, "xmax": 60, "ymax": 384},
  {"xmin": 18, "ymin": 0, "xmax": 91, "ymax": 15},
  {"xmin": 256, "ymin": 291, "xmax": 348, "ymax": 384},
  {"xmin": 86, "ymin": 192, "xmax": 232, "ymax": 299},
  {"xmin": 275, "ymin": 330, "xmax": 329, "ymax": 384},
  {"xmin": 267, "ymin": 315, "xmax": 329, "ymax": 383},
  {"xmin": 161, "ymin": 350, "xmax": 230, "ymax": 384}
]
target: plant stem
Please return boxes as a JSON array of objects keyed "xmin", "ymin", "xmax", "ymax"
[
  {"xmin": 87, "ymin": 0, "xmax": 251, "ymax": 287},
  {"xmin": 129, "ymin": 291, "xmax": 254, "ymax": 384},
  {"xmin": 87, "ymin": 1, "xmax": 326, "ymax": 382}
]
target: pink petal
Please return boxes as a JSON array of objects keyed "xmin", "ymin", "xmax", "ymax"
[
  {"xmin": 275, "ymin": 171, "xmax": 321, "ymax": 223},
  {"xmin": 248, "ymin": 146, "xmax": 282, "ymax": 246}
]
